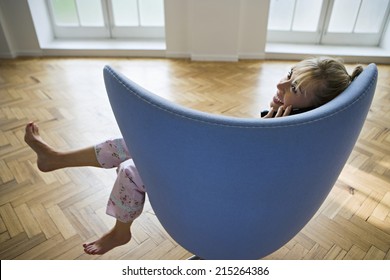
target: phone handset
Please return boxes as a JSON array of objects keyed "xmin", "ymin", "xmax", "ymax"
[{"xmin": 260, "ymin": 107, "xmax": 315, "ymax": 118}]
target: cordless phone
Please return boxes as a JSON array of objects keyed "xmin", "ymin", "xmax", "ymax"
[{"xmin": 260, "ymin": 107, "xmax": 314, "ymax": 118}]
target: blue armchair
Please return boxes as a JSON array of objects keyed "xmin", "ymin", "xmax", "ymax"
[{"xmin": 103, "ymin": 63, "xmax": 377, "ymax": 260}]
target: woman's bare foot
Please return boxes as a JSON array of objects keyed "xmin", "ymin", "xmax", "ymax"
[
  {"xmin": 24, "ymin": 122, "xmax": 63, "ymax": 172},
  {"xmin": 83, "ymin": 221, "xmax": 132, "ymax": 255}
]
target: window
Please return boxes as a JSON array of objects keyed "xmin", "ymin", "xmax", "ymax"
[
  {"xmin": 48, "ymin": 0, "xmax": 165, "ymax": 39},
  {"xmin": 267, "ymin": 0, "xmax": 390, "ymax": 46}
]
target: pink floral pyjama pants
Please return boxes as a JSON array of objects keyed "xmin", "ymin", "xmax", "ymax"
[{"xmin": 95, "ymin": 139, "xmax": 146, "ymax": 223}]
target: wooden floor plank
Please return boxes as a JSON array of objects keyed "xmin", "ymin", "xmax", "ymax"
[
  {"xmin": 46, "ymin": 205, "xmax": 77, "ymax": 239},
  {"xmin": 0, "ymin": 232, "xmax": 46, "ymax": 259},
  {"xmin": 0, "ymin": 203, "xmax": 24, "ymax": 238},
  {"xmin": 14, "ymin": 233, "xmax": 64, "ymax": 260},
  {"xmin": 14, "ymin": 203, "xmax": 42, "ymax": 238}
]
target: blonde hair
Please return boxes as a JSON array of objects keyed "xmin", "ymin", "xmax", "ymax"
[{"xmin": 292, "ymin": 57, "xmax": 363, "ymax": 107}]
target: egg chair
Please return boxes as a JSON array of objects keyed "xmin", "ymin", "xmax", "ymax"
[{"xmin": 103, "ymin": 63, "xmax": 377, "ymax": 259}]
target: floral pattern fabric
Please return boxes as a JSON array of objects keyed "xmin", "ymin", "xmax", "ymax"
[{"xmin": 95, "ymin": 139, "xmax": 146, "ymax": 223}]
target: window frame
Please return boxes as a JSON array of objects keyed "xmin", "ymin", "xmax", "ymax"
[
  {"xmin": 46, "ymin": 0, "xmax": 165, "ymax": 40},
  {"xmin": 267, "ymin": 0, "xmax": 390, "ymax": 47},
  {"xmin": 266, "ymin": 0, "xmax": 329, "ymax": 44},
  {"xmin": 320, "ymin": 0, "xmax": 390, "ymax": 46}
]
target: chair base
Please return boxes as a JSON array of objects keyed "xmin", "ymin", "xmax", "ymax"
[{"xmin": 187, "ymin": 255, "xmax": 204, "ymax": 260}]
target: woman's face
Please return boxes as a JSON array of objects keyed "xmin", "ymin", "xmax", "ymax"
[{"xmin": 270, "ymin": 69, "xmax": 317, "ymax": 110}]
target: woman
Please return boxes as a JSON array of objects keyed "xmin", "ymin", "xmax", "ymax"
[
  {"xmin": 262, "ymin": 56, "xmax": 363, "ymax": 118},
  {"xmin": 24, "ymin": 57, "xmax": 363, "ymax": 255}
]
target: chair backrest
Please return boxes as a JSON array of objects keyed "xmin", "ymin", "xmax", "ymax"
[{"xmin": 104, "ymin": 63, "xmax": 377, "ymax": 260}]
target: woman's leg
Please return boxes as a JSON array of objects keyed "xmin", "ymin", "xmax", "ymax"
[
  {"xmin": 83, "ymin": 159, "xmax": 146, "ymax": 255},
  {"xmin": 24, "ymin": 122, "xmax": 100, "ymax": 171},
  {"xmin": 83, "ymin": 220, "xmax": 133, "ymax": 255},
  {"xmin": 25, "ymin": 122, "xmax": 143, "ymax": 255},
  {"xmin": 24, "ymin": 122, "xmax": 131, "ymax": 171}
]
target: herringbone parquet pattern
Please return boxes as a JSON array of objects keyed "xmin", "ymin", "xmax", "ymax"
[{"xmin": 0, "ymin": 58, "xmax": 389, "ymax": 260}]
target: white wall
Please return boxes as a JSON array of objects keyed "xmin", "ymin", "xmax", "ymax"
[
  {"xmin": 165, "ymin": 0, "xmax": 269, "ymax": 61},
  {"xmin": 164, "ymin": 0, "xmax": 189, "ymax": 58},
  {"xmin": 189, "ymin": 0, "xmax": 241, "ymax": 61},
  {"xmin": 0, "ymin": 25, "xmax": 11, "ymax": 57},
  {"xmin": 238, "ymin": 0, "xmax": 269, "ymax": 59},
  {"xmin": 0, "ymin": 0, "xmax": 41, "ymax": 57},
  {"xmin": 27, "ymin": 0, "xmax": 54, "ymax": 48},
  {"xmin": 380, "ymin": 15, "xmax": 390, "ymax": 51},
  {"xmin": 0, "ymin": 0, "xmax": 13, "ymax": 58}
]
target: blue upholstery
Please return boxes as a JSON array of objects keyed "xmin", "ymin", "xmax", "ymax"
[{"xmin": 104, "ymin": 63, "xmax": 377, "ymax": 260}]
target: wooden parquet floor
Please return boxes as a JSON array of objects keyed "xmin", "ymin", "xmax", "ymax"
[{"xmin": 0, "ymin": 57, "xmax": 389, "ymax": 260}]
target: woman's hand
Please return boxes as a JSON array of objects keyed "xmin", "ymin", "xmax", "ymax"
[{"xmin": 262, "ymin": 105, "xmax": 292, "ymax": 118}]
